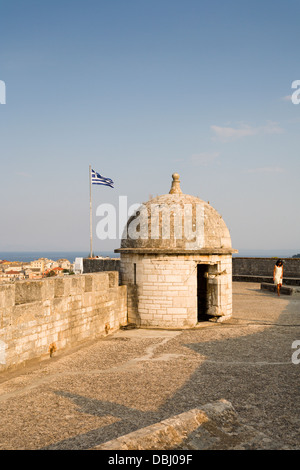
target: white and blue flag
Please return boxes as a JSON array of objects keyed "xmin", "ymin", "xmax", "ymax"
[{"xmin": 91, "ymin": 169, "xmax": 114, "ymax": 188}]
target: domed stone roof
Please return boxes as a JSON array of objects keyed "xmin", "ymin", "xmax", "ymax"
[{"xmin": 117, "ymin": 174, "xmax": 235, "ymax": 254}]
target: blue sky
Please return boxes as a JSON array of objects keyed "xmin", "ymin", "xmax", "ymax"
[{"xmin": 0, "ymin": 0, "xmax": 299, "ymax": 254}]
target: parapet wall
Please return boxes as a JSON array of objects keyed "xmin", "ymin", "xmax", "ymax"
[
  {"xmin": 0, "ymin": 272, "xmax": 127, "ymax": 372},
  {"xmin": 232, "ymin": 257, "xmax": 300, "ymax": 278},
  {"xmin": 83, "ymin": 258, "xmax": 120, "ymax": 276}
]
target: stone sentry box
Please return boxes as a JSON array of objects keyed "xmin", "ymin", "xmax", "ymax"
[{"xmin": 115, "ymin": 174, "xmax": 237, "ymax": 328}]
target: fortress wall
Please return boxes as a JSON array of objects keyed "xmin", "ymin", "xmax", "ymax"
[
  {"xmin": 0, "ymin": 272, "xmax": 127, "ymax": 372},
  {"xmin": 232, "ymin": 257, "xmax": 300, "ymax": 278},
  {"xmin": 83, "ymin": 258, "xmax": 120, "ymax": 276}
]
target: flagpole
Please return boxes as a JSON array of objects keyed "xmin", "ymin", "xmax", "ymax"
[{"xmin": 89, "ymin": 165, "xmax": 93, "ymax": 258}]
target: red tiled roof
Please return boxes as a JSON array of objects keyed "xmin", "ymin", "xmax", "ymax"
[{"xmin": 43, "ymin": 267, "xmax": 64, "ymax": 275}]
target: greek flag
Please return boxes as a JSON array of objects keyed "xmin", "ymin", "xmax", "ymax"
[{"xmin": 91, "ymin": 169, "xmax": 114, "ymax": 188}]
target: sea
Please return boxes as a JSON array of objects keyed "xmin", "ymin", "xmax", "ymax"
[
  {"xmin": 0, "ymin": 249, "xmax": 299, "ymax": 263},
  {"xmin": 0, "ymin": 251, "xmax": 119, "ymax": 263}
]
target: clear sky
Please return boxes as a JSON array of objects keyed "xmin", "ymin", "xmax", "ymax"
[{"xmin": 0, "ymin": 0, "xmax": 299, "ymax": 254}]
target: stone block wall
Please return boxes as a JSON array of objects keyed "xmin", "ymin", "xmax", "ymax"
[
  {"xmin": 83, "ymin": 258, "xmax": 120, "ymax": 276},
  {"xmin": 0, "ymin": 272, "xmax": 127, "ymax": 372},
  {"xmin": 232, "ymin": 257, "xmax": 300, "ymax": 278},
  {"xmin": 120, "ymin": 254, "xmax": 232, "ymax": 328}
]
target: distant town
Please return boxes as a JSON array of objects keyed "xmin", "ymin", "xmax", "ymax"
[{"xmin": 0, "ymin": 257, "xmax": 75, "ymax": 283}]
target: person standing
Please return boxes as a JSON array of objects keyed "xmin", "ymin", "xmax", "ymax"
[{"xmin": 273, "ymin": 260, "xmax": 283, "ymax": 296}]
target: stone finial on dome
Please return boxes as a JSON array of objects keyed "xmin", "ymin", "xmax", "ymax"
[{"xmin": 169, "ymin": 173, "xmax": 182, "ymax": 194}]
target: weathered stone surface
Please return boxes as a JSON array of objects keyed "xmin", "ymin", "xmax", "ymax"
[
  {"xmin": 234, "ymin": 274, "xmax": 300, "ymax": 286},
  {"xmin": 83, "ymin": 258, "xmax": 120, "ymax": 275},
  {"xmin": 120, "ymin": 253, "xmax": 233, "ymax": 328},
  {"xmin": 0, "ymin": 283, "xmax": 299, "ymax": 450},
  {"xmin": 15, "ymin": 281, "xmax": 44, "ymax": 305},
  {"xmin": 91, "ymin": 399, "xmax": 279, "ymax": 450},
  {"xmin": 119, "ymin": 192, "xmax": 233, "ymax": 252},
  {"xmin": 0, "ymin": 272, "xmax": 127, "ymax": 372},
  {"xmin": 233, "ymin": 257, "xmax": 300, "ymax": 278},
  {"xmin": 261, "ymin": 283, "xmax": 299, "ymax": 295}
]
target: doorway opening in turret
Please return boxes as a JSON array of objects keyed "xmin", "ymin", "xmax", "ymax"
[{"xmin": 197, "ymin": 264, "xmax": 210, "ymax": 322}]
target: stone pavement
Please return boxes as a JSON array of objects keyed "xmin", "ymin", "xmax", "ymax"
[{"xmin": 0, "ymin": 282, "xmax": 299, "ymax": 450}]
